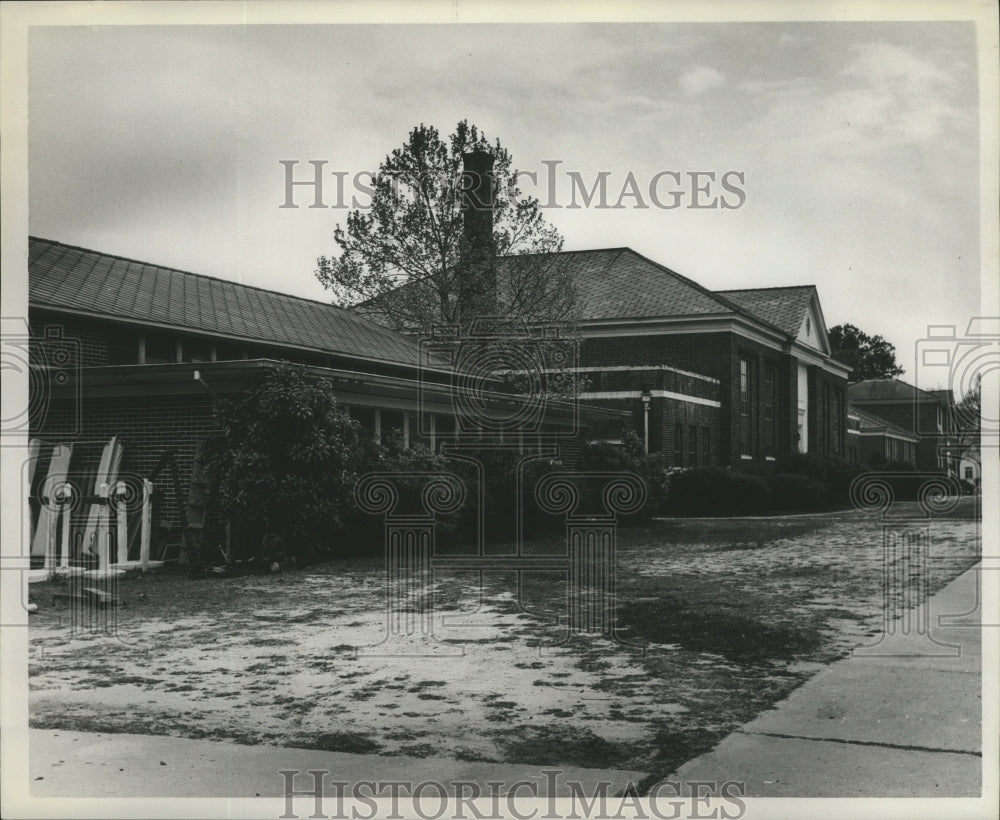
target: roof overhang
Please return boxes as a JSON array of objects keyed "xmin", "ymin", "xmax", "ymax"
[
  {"xmin": 29, "ymin": 302, "xmax": 455, "ymax": 378},
  {"xmin": 580, "ymin": 313, "xmax": 788, "ymax": 351},
  {"xmin": 788, "ymin": 340, "xmax": 852, "ymax": 378},
  {"xmin": 38, "ymin": 359, "xmax": 628, "ymax": 425}
]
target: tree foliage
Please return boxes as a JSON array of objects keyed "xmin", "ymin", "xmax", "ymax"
[
  {"xmin": 829, "ymin": 323, "xmax": 904, "ymax": 381},
  {"xmin": 316, "ymin": 120, "xmax": 575, "ymax": 332},
  {"xmin": 955, "ymin": 375, "xmax": 981, "ymax": 455}
]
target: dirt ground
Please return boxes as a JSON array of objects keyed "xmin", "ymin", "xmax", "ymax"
[{"xmin": 28, "ymin": 500, "xmax": 981, "ymax": 785}]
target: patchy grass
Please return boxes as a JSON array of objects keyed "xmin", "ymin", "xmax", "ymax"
[
  {"xmin": 291, "ymin": 731, "xmax": 382, "ymax": 755},
  {"xmin": 497, "ymin": 724, "xmax": 631, "ymax": 769},
  {"xmin": 28, "ymin": 505, "xmax": 980, "ymax": 786}
]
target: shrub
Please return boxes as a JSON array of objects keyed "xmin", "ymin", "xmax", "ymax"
[
  {"xmin": 578, "ymin": 437, "xmax": 673, "ymax": 517},
  {"xmin": 202, "ymin": 367, "xmax": 365, "ymax": 562},
  {"xmin": 664, "ymin": 468, "xmax": 771, "ymax": 516},
  {"xmin": 775, "ymin": 452, "xmax": 864, "ymax": 509},
  {"xmin": 766, "ymin": 474, "xmax": 829, "ymax": 512}
]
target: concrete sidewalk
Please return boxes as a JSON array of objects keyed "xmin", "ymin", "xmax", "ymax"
[
  {"xmin": 29, "ymin": 729, "xmax": 644, "ymax": 798},
  {"xmin": 672, "ymin": 562, "xmax": 985, "ymax": 797}
]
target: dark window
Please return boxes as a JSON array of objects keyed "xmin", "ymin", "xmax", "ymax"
[
  {"xmin": 144, "ymin": 332, "xmax": 176, "ymax": 364},
  {"xmin": 702, "ymin": 427, "xmax": 711, "ymax": 466},
  {"xmin": 182, "ymin": 337, "xmax": 214, "ymax": 363},
  {"xmin": 763, "ymin": 365, "xmax": 777, "ymax": 458},
  {"xmin": 688, "ymin": 425, "xmax": 697, "ymax": 467},
  {"xmin": 819, "ymin": 382, "xmax": 830, "ymax": 453},
  {"xmin": 739, "ymin": 357, "xmax": 752, "ymax": 457},
  {"xmin": 675, "ymin": 423, "xmax": 683, "ymax": 466},
  {"xmin": 215, "ymin": 341, "xmax": 245, "ymax": 361}
]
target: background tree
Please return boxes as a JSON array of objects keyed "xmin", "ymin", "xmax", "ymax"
[
  {"xmin": 954, "ymin": 375, "xmax": 981, "ymax": 457},
  {"xmin": 829, "ymin": 323, "xmax": 905, "ymax": 381},
  {"xmin": 316, "ymin": 120, "xmax": 575, "ymax": 332}
]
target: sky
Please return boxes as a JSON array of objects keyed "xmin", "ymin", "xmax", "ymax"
[{"xmin": 26, "ymin": 16, "xmax": 986, "ymax": 387}]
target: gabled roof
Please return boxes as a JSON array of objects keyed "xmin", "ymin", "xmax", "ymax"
[
  {"xmin": 715, "ymin": 286, "xmax": 817, "ymax": 338},
  {"xmin": 495, "ymin": 248, "xmax": 738, "ymax": 321},
  {"xmin": 28, "ymin": 237, "xmax": 430, "ymax": 368},
  {"xmin": 848, "ymin": 405, "xmax": 920, "ymax": 440},
  {"xmin": 848, "ymin": 378, "xmax": 942, "ymax": 403}
]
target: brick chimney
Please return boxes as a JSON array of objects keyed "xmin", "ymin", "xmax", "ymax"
[{"xmin": 458, "ymin": 150, "xmax": 496, "ymax": 324}]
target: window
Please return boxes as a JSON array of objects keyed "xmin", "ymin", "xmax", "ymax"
[
  {"xmin": 819, "ymin": 382, "xmax": 830, "ymax": 453},
  {"xmin": 739, "ymin": 357, "xmax": 752, "ymax": 457},
  {"xmin": 143, "ymin": 332, "xmax": 176, "ymax": 364},
  {"xmin": 675, "ymin": 423, "xmax": 683, "ymax": 466},
  {"xmin": 702, "ymin": 426, "xmax": 711, "ymax": 466},
  {"xmin": 688, "ymin": 425, "xmax": 697, "ymax": 467},
  {"xmin": 762, "ymin": 366, "xmax": 777, "ymax": 458},
  {"xmin": 965, "ymin": 466, "xmax": 973, "ymax": 480},
  {"xmin": 182, "ymin": 337, "xmax": 214, "ymax": 363},
  {"xmin": 831, "ymin": 390, "xmax": 842, "ymax": 455}
]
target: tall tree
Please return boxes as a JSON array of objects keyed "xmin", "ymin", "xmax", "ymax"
[
  {"xmin": 316, "ymin": 120, "xmax": 574, "ymax": 332},
  {"xmin": 829, "ymin": 323, "xmax": 904, "ymax": 381}
]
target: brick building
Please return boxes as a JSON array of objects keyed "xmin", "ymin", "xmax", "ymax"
[
  {"xmin": 846, "ymin": 406, "xmax": 920, "ymax": 466},
  {"xmin": 847, "ymin": 378, "xmax": 960, "ymax": 475},
  {"xmin": 27, "ymin": 236, "xmax": 623, "ymax": 555},
  {"xmin": 495, "ymin": 248, "xmax": 851, "ymax": 467}
]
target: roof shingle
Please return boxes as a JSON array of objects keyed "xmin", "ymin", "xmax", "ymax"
[
  {"xmin": 848, "ymin": 378, "xmax": 943, "ymax": 403},
  {"xmin": 715, "ymin": 286, "xmax": 816, "ymax": 338},
  {"xmin": 28, "ymin": 236, "xmax": 428, "ymax": 367}
]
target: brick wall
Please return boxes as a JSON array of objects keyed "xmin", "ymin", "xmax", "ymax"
[
  {"xmin": 578, "ymin": 394, "xmax": 719, "ymax": 466},
  {"xmin": 807, "ymin": 368, "xmax": 849, "ymax": 458},
  {"xmin": 582, "ymin": 332, "xmax": 730, "ymax": 376},
  {"xmin": 727, "ymin": 338, "xmax": 789, "ymax": 469},
  {"xmin": 30, "ymin": 309, "xmax": 128, "ymax": 368},
  {"xmin": 582, "ymin": 331, "xmax": 848, "ymax": 470},
  {"xmin": 849, "ymin": 400, "xmax": 946, "ymax": 470},
  {"xmin": 32, "ymin": 393, "xmax": 222, "ymax": 554}
]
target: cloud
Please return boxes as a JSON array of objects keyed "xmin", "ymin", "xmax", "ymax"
[
  {"xmin": 678, "ymin": 65, "xmax": 725, "ymax": 96},
  {"xmin": 842, "ymin": 41, "xmax": 950, "ymax": 86}
]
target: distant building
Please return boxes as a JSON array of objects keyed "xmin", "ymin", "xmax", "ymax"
[
  {"xmin": 847, "ymin": 378, "xmax": 959, "ymax": 475},
  {"xmin": 846, "ymin": 406, "xmax": 920, "ymax": 466}
]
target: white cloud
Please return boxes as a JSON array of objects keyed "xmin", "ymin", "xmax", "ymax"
[{"xmin": 678, "ymin": 65, "xmax": 725, "ymax": 96}]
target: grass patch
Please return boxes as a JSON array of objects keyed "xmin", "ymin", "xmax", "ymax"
[
  {"xmin": 291, "ymin": 731, "xmax": 381, "ymax": 755},
  {"xmin": 497, "ymin": 725, "xmax": 629, "ymax": 769}
]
